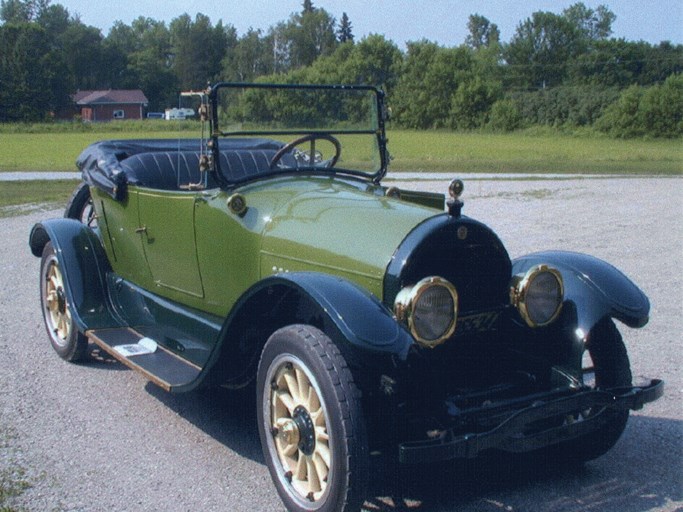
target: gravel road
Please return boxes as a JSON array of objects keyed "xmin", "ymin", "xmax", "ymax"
[{"xmin": 1, "ymin": 176, "xmax": 681, "ymax": 512}]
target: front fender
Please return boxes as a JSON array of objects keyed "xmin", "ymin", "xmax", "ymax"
[
  {"xmin": 253, "ymin": 272, "xmax": 413, "ymax": 358},
  {"xmin": 29, "ymin": 219, "xmax": 119, "ymax": 331},
  {"xmin": 512, "ymin": 251, "xmax": 649, "ymax": 337},
  {"xmin": 200, "ymin": 272, "xmax": 414, "ymax": 390}
]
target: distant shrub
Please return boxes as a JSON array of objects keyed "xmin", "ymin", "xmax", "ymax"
[
  {"xmin": 510, "ymin": 86, "xmax": 620, "ymax": 128},
  {"xmin": 597, "ymin": 74, "xmax": 683, "ymax": 138},
  {"xmin": 639, "ymin": 74, "xmax": 683, "ymax": 137},
  {"xmin": 487, "ymin": 99, "xmax": 523, "ymax": 131},
  {"xmin": 448, "ymin": 76, "xmax": 502, "ymax": 130}
]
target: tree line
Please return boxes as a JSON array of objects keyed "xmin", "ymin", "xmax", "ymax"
[{"xmin": 1, "ymin": 0, "xmax": 681, "ymax": 137}]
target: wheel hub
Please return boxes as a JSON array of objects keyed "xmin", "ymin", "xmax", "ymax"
[
  {"xmin": 56, "ymin": 287, "xmax": 67, "ymax": 315},
  {"xmin": 276, "ymin": 418, "xmax": 300, "ymax": 448},
  {"xmin": 293, "ymin": 405, "xmax": 316, "ymax": 456}
]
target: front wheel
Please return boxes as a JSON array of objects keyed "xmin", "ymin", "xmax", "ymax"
[
  {"xmin": 548, "ymin": 318, "xmax": 632, "ymax": 463},
  {"xmin": 257, "ymin": 325, "xmax": 368, "ymax": 512}
]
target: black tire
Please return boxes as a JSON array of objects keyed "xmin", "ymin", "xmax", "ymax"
[
  {"xmin": 40, "ymin": 242, "xmax": 88, "ymax": 362},
  {"xmin": 65, "ymin": 182, "xmax": 96, "ymax": 228},
  {"xmin": 257, "ymin": 325, "xmax": 368, "ymax": 512},
  {"xmin": 549, "ymin": 318, "xmax": 632, "ymax": 463}
]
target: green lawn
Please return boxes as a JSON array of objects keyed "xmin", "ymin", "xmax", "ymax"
[
  {"xmin": 0, "ymin": 131, "xmax": 187, "ymax": 172},
  {"xmin": 0, "ymin": 129, "xmax": 681, "ymax": 174},
  {"xmin": 387, "ymin": 131, "xmax": 683, "ymax": 174},
  {"xmin": 0, "ymin": 180, "xmax": 77, "ymax": 218}
]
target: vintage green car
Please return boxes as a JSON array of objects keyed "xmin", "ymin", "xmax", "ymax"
[{"xmin": 30, "ymin": 83, "xmax": 662, "ymax": 512}]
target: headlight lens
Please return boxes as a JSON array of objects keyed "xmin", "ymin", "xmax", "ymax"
[
  {"xmin": 394, "ymin": 276, "xmax": 458, "ymax": 348},
  {"xmin": 510, "ymin": 264, "xmax": 564, "ymax": 327}
]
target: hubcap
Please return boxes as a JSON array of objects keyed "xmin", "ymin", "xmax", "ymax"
[{"xmin": 269, "ymin": 358, "xmax": 332, "ymax": 503}]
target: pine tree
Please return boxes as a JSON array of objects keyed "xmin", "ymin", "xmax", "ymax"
[
  {"xmin": 337, "ymin": 12, "xmax": 354, "ymax": 43},
  {"xmin": 302, "ymin": 0, "xmax": 314, "ymax": 14}
]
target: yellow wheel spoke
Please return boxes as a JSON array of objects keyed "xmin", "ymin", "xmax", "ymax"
[
  {"xmin": 311, "ymin": 407, "xmax": 326, "ymax": 427},
  {"xmin": 57, "ymin": 316, "xmax": 67, "ymax": 339},
  {"xmin": 316, "ymin": 441, "xmax": 331, "ymax": 468},
  {"xmin": 312, "ymin": 452, "xmax": 329, "ymax": 484},
  {"xmin": 305, "ymin": 384, "xmax": 321, "ymax": 413},
  {"xmin": 306, "ymin": 458, "xmax": 321, "ymax": 493},
  {"xmin": 275, "ymin": 390, "xmax": 296, "ymax": 415},
  {"xmin": 294, "ymin": 368, "xmax": 308, "ymax": 401},
  {"xmin": 282, "ymin": 441, "xmax": 298, "ymax": 457},
  {"xmin": 283, "ymin": 372, "xmax": 300, "ymax": 402},
  {"xmin": 295, "ymin": 453, "xmax": 307, "ymax": 481},
  {"xmin": 315, "ymin": 425, "xmax": 329, "ymax": 442},
  {"xmin": 47, "ymin": 295, "xmax": 58, "ymax": 312}
]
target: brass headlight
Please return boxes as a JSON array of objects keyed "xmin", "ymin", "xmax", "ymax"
[
  {"xmin": 510, "ymin": 264, "xmax": 564, "ymax": 328},
  {"xmin": 394, "ymin": 276, "xmax": 458, "ymax": 348}
]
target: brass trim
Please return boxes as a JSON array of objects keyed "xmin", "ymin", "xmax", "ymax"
[
  {"xmin": 448, "ymin": 179, "xmax": 464, "ymax": 199},
  {"xmin": 394, "ymin": 276, "xmax": 459, "ymax": 348},
  {"xmin": 385, "ymin": 186, "xmax": 401, "ymax": 199},
  {"xmin": 227, "ymin": 193, "xmax": 247, "ymax": 216},
  {"xmin": 509, "ymin": 264, "xmax": 564, "ymax": 328}
]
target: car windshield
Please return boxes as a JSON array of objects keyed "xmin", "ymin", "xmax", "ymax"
[{"xmin": 209, "ymin": 83, "xmax": 386, "ymax": 182}]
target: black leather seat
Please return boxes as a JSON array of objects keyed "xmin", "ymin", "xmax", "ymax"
[
  {"xmin": 119, "ymin": 149, "xmax": 291, "ymax": 190},
  {"xmin": 120, "ymin": 152, "xmax": 204, "ymax": 190}
]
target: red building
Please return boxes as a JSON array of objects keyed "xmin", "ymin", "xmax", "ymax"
[{"xmin": 73, "ymin": 90, "xmax": 149, "ymax": 121}]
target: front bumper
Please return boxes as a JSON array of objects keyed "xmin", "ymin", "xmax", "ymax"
[{"xmin": 399, "ymin": 379, "xmax": 663, "ymax": 464}]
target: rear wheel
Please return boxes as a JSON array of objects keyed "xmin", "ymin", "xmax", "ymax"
[
  {"xmin": 40, "ymin": 242, "xmax": 88, "ymax": 362},
  {"xmin": 65, "ymin": 182, "xmax": 96, "ymax": 228},
  {"xmin": 257, "ymin": 325, "xmax": 368, "ymax": 512}
]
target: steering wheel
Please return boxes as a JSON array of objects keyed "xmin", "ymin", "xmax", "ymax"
[{"xmin": 269, "ymin": 133, "xmax": 342, "ymax": 170}]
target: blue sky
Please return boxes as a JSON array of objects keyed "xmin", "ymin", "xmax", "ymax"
[{"xmin": 56, "ymin": 0, "xmax": 682, "ymax": 46}]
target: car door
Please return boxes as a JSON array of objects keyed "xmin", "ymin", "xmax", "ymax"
[
  {"xmin": 94, "ymin": 188, "xmax": 154, "ymax": 287},
  {"xmin": 137, "ymin": 190, "xmax": 204, "ymax": 298}
]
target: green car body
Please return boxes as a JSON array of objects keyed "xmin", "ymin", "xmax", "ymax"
[
  {"xmin": 30, "ymin": 82, "xmax": 662, "ymax": 512},
  {"xmin": 95, "ymin": 175, "xmax": 439, "ymax": 317}
]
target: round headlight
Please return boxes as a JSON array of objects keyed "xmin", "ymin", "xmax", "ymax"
[
  {"xmin": 510, "ymin": 264, "xmax": 564, "ymax": 328},
  {"xmin": 394, "ymin": 276, "xmax": 458, "ymax": 348}
]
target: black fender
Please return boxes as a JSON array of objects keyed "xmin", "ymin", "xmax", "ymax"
[
  {"xmin": 512, "ymin": 250, "xmax": 649, "ymax": 339},
  {"xmin": 274, "ymin": 272, "xmax": 414, "ymax": 357},
  {"xmin": 201, "ymin": 272, "xmax": 414, "ymax": 389},
  {"xmin": 29, "ymin": 219, "xmax": 120, "ymax": 331}
]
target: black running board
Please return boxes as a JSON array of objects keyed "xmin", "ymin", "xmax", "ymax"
[{"xmin": 87, "ymin": 328, "xmax": 202, "ymax": 392}]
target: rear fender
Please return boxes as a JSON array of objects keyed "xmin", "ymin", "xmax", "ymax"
[
  {"xmin": 512, "ymin": 250, "xmax": 649, "ymax": 339},
  {"xmin": 29, "ymin": 219, "xmax": 120, "ymax": 331}
]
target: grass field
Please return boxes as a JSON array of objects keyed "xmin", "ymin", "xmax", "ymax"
[
  {"xmin": 387, "ymin": 130, "xmax": 682, "ymax": 174},
  {"xmin": 0, "ymin": 131, "xmax": 187, "ymax": 172},
  {"xmin": 0, "ymin": 180, "xmax": 77, "ymax": 218},
  {"xmin": 0, "ymin": 127, "xmax": 680, "ymax": 175}
]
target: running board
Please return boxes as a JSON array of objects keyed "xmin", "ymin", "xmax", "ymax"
[{"xmin": 87, "ymin": 328, "xmax": 202, "ymax": 392}]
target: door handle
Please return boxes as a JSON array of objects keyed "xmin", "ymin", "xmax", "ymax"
[{"xmin": 135, "ymin": 226, "xmax": 147, "ymax": 234}]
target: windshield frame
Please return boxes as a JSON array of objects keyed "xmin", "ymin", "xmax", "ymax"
[{"xmin": 206, "ymin": 82, "xmax": 389, "ymax": 187}]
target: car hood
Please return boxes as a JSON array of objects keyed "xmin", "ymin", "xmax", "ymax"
[{"xmin": 258, "ymin": 177, "xmax": 439, "ymax": 298}]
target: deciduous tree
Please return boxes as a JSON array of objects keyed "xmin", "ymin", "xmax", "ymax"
[{"xmin": 465, "ymin": 14, "xmax": 499, "ymax": 50}]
